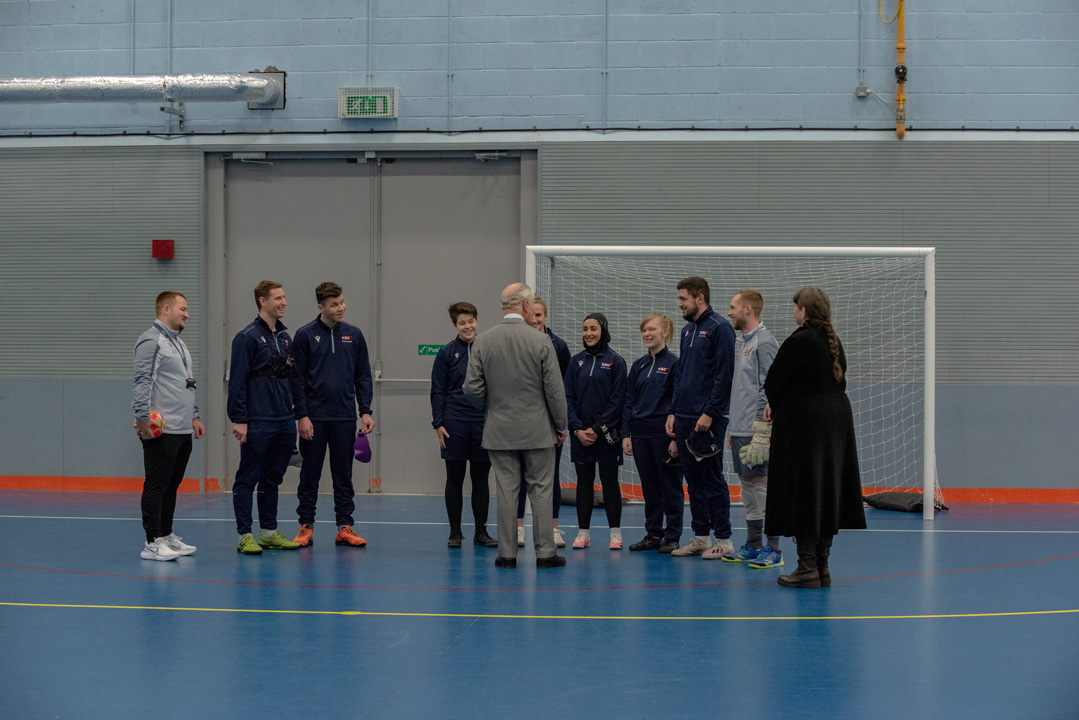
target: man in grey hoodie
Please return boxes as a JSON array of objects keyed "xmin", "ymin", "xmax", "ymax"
[{"xmin": 132, "ymin": 291, "xmax": 205, "ymax": 561}]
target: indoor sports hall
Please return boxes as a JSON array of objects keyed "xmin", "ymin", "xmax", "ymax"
[{"xmin": 2, "ymin": 3, "xmax": 1078, "ymax": 719}]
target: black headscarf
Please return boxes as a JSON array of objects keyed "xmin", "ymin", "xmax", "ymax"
[{"xmin": 583, "ymin": 312, "xmax": 611, "ymax": 356}]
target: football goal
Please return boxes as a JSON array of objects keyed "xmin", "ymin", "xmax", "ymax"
[{"xmin": 526, "ymin": 245, "xmax": 940, "ymax": 520}]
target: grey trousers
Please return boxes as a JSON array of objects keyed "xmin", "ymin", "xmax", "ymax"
[{"xmin": 489, "ymin": 447, "xmax": 556, "ymax": 559}]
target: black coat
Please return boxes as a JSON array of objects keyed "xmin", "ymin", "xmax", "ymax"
[{"xmin": 763, "ymin": 325, "xmax": 866, "ymax": 538}]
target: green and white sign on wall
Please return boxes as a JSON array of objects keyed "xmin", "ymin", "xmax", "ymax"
[{"xmin": 418, "ymin": 344, "xmax": 444, "ymax": 356}]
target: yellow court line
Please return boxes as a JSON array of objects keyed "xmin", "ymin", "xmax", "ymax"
[{"xmin": 2, "ymin": 601, "xmax": 1079, "ymax": 621}]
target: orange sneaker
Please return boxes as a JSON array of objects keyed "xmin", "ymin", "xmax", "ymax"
[
  {"xmin": 335, "ymin": 525, "xmax": 367, "ymax": 547},
  {"xmin": 293, "ymin": 524, "xmax": 314, "ymax": 547}
]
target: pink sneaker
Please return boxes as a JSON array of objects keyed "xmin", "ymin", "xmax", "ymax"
[
  {"xmin": 572, "ymin": 535, "xmax": 590, "ymax": 549},
  {"xmin": 701, "ymin": 538, "xmax": 735, "ymax": 560}
]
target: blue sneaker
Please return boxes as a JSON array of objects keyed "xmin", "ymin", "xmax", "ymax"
[
  {"xmin": 721, "ymin": 543, "xmax": 762, "ymax": 563},
  {"xmin": 748, "ymin": 547, "xmax": 783, "ymax": 569}
]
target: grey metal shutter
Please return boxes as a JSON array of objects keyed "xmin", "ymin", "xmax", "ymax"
[
  {"xmin": 539, "ymin": 141, "xmax": 1079, "ymax": 385},
  {"xmin": 0, "ymin": 147, "xmax": 202, "ymax": 377}
]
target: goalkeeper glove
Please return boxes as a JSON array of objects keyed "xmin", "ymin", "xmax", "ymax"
[{"xmin": 738, "ymin": 421, "xmax": 770, "ymax": 468}]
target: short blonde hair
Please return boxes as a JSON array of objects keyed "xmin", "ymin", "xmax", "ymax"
[
  {"xmin": 640, "ymin": 312, "xmax": 674, "ymax": 344},
  {"xmin": 734, "ymin": 289, "xmax": 764, "ymax": 318}
]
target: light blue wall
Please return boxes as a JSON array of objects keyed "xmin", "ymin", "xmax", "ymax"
[{"xmin": 1, "ymin": 1, "xmax": 1077, "ymax": 134}]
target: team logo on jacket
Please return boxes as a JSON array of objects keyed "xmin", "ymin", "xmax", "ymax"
[
  {"xmin": 454, "ymin": 352, "xmax": 460, "ymax": 359},
  {"xmin": 314, "ymin": 335, "xmax": 321, "ymax": 343},
  {"xmin": 341, "ymin": 335, "xmax": 352, "ymax": 342},
  {"xmin": 658, "ymin": 367, "xmax": 670, "ymax": 373},
  {"xmin": 698, "ymin": 330, "xmax": 709, "ymax": 337},
  {"xmin": 601, "ymin": 362, "xmax": 613, "ymax": 369},
  {"xmin": 578, "ymin": 360, "xmax": 584, "ymax": 367}
]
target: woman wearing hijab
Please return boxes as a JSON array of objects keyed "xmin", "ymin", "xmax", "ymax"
[
  {"xmin": 763, "ymin": 287, "xmax": 866, "ymax": 588},
  {"xmin": 565, "ymin": 313, "xmax": 628, "ymax": 549}
]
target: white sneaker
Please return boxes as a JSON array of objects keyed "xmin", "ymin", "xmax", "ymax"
[
  {"xmin": 140, "ymin": 539, "xmax": 180, "ymax": 561},
  {"xmin": 701, "ymin": 537, "xmax": 734, "ymax": 559},
  {"xmin": 162, "ymin": 533, "xmax": 196, "ymax": 556},
  {"xmin": 670, "ymin": 536, "xmax": 712, "ymax": 557},
  {"xmin": 553, "ymin": 527, "xmax": 566, "ymax": 548},
  {"xmin": 517, "ymin": 526, "xmax": 526, "ymax": 547}
]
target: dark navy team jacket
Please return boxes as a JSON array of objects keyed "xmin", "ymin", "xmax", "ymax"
[
  {"xmin": 291, "ymin": 316, "xmax": 373, "ymax": 421},
  {"xmin": 622, "ymin": 347, "xmax": 679, "ymax": 439},
  {"xmin": 565, "ymin": 347, "xmax": 627, "ymax": 434},
  {"xmin": 430, "ymin": 335, "xmax": 484, "ymax": 427},
  {"xmin": 547, "ymin": 328, "xmax": 571, "ymax": 378},
  {"xmin": 227, "ymin": 315, "xmax": 300, "ymax": 423},
  {"xmin": 670, "ymin": 305, "xmax": 736, "ymax": 420}
]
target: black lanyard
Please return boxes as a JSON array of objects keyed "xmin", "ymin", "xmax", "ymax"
[{"xmin": 155, "ymin": 321, "xmax": 190, "ymax": 375}]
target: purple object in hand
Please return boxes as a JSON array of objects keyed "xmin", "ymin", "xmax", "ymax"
[{"xmin": 353, "ymin": 432, "xmax": 372, "ymax": 463}]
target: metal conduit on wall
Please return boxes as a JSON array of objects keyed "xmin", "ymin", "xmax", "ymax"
[{"xmin": 0, "ymin": 74, "xmax": 284, "ymax": 107}]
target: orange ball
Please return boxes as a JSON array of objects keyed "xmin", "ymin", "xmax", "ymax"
[{"xmin": 148, "ymin": 410, "xmax": 164, "ymax": 438}]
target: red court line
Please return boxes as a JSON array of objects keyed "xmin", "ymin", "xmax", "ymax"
[{"xmin": 2, "ymin": 553, "xmax": 1076, "ymax": 593}]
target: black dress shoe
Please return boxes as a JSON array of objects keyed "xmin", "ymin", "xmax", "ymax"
[
  {"xmin": 474, "ymin": 530, "xmax": 498, "ymax": 547},
  {"xmin": 447, "ymin": 533, "xmax": 463, "ymax": 548},
  {"xmin": 536, "ymin": 554, "xmax": 566, "ymax": 569},
  {"xmin": 494, "ymin": 556, "xmax": 517, "ymax": 568},
  {"xmin": 629, "ymin": 535, "xmax": 662, "ymax": 551},
  {"xmin": 657, "ymin": 538, "xmax": 679, "ymax": 554}
]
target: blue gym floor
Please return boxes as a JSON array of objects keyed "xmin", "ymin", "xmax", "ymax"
[{"xmin": 1, "ymin": 490, "xmax": 1077, "ymax": 720}]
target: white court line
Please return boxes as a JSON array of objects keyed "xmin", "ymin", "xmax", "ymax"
[{"xmin": 1, "ymin": 514, "xmax": 1078, "ymax": 534}]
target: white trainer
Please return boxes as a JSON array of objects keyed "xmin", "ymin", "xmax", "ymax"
[
  {"xmin": 701, "ymin": 537, "xmax": 735, "ymax": 559},
  {"xmin": 553, "ymin": 527, "xmax": 566, "ymax": 548},
  {"xmin": 517, "ymin": 526, "xmax": 526, "ymax": 547},
  {"xmin": 140, "ymin": 539, "xmax": 180, "ymax": 561},
  {"xmin": 670, "ymin": 536, "xmax": 712, "ymax": 557},
  {"xmin": 162, "ymin": 533, "xmax": 196, "ymax": 556}
]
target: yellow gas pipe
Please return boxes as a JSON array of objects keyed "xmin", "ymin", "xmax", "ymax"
[{"xmin": 895, "ymin": 1, "xmax": 906, "ymax": 139}]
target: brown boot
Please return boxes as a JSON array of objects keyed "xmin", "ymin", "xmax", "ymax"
[
  {"xmin": 816, "ymin": 537, "xmax": 833, "ymax": 587},
  {"xmin": 778, "ymin": 539, "xmax": 821, "ymax": 589}
]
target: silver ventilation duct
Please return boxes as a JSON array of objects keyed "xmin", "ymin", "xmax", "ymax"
[{"xmin": 0, "ymin": 73, "xmax": 285, "ymax": 108}]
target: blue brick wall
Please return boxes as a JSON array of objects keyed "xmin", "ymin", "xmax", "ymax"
[{"xmin": 1, "ymin": 0, "xmax": 1077, "ymax": 134}]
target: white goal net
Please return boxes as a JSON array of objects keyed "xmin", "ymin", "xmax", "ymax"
[{"xmin": 527, "ymin": 245, "xmax": 941, "ymax": 519}]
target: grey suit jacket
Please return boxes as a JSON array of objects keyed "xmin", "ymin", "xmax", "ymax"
[{"xmin": 463, "ymin": 315, "xmax": 569, "ymax": 451}]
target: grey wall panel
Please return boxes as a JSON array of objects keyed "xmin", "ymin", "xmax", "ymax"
[
  {"xmin": 0, "ymin": 379, "xmax": 65, "ymax": 476},
  {"xmin": 0, "ymin": 378, "xmax": 204, "ymax": 479},
  {"xmin": 539, "ymin": 140, "xmax": 1079, "ymax": 493},
  {"xmin": 0, "ymin": 147, "xmax": 203, "ymax": 378},
  {"xmin": 936, "ymin": 385, "xmax": 1079, "ymax": 489},
  {"xmin": 62, "ymin": 378, "xmax": 145, "ymax": 478},
  {"xmin": 540, "ymin": 141, "xmax": 1079, "ymax": 385}
]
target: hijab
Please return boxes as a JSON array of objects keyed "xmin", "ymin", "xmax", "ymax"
[{"xmin": 583, "ymin": 312, "xmax": 611, "ymax": 356}]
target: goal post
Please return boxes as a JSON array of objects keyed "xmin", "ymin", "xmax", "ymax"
[{"xmin": 526, "ymin": 245, "xmax": 940, "ymax": 520}]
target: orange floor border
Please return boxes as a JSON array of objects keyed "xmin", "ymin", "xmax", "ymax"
[
  {"xmin": 1, "ymin": 477, "xmax": 1076, "ymax": 503},
  {"xmin": 0, "ymin": 476, "xmax": 210, "ymax": 493}
]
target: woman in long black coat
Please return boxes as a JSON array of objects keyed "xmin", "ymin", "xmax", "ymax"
[{"xmin": 763, "ymin": 287, "xmax": 866, "ymax": 589}]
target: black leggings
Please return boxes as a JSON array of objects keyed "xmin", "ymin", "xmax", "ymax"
[
  {"xmin": 444, "ymin": 459, "xmax": 492, "ymax": 534},
  {"xmin": 574, "ymin": 461, "xmax": 622, "ymax": 530}
]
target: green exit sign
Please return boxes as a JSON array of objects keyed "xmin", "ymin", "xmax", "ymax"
[
  {"xmin": 347, "ymin": 95, "xmax": 388, "ymax": 116},
  {"xmin": 339, "ymin": 87, "xmax": 398, "ymax": 118},
  {"xmin": 418, "ymin": 344, "xmax": 444, "ymax": 356}
]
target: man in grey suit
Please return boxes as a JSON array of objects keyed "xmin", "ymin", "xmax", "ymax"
[{"xmin": 463, "ymin": 282, "xmax": 569, "ymax": 568}]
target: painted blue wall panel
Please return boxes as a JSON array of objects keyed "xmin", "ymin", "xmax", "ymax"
[{"xmin": 0, "ymin": 7, "xmax": 1077, "ymax": 139}]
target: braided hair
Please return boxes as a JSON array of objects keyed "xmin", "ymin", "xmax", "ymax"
[{"xmin": 792, "ymin": 287, "xmax": 843, "ymax": 382}]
